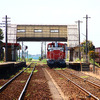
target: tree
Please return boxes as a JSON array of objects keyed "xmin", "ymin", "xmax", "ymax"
[
  {"xmin": 89, "ymin": 51, "xmax": 99, "ymax": 59},
  {"xmin": 80, "ymin": 40, "xmax": 99, "ymax": 61},
  {"xmin": 81, "ymin": 40, "xmax": 94, "ymax": 54},
  {"xmin": 0, "ymin": 28, "xmax": 4, "ymax": 43},
  {"xmin": 0, "ymin": 28, "xmax": 4, "ymax": 60}
]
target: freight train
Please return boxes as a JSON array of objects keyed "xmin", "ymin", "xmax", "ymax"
[{"xmin": 47, "ymin": 42, "xmax": 66, "ymax": 68}]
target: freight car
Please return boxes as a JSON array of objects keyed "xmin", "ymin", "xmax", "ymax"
[{"xmin": 47, "ymin": 42, "xmax": 66, "ymax": 68}]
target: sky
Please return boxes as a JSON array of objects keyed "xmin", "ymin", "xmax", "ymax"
[{"xmin": 0, "ymin": 0, "xmax": 100, "ymax": 55}]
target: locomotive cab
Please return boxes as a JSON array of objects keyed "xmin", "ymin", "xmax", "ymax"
[{"xmin": 47, "ymin": 42, "xmax": 66, "ymax": 68}]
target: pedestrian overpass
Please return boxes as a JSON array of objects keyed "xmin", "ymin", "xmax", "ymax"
[
  {"xmin": 8, "ymin": 24, "xmax": 78, "ymax": 47},
  {"xmin": 16, "ymin": 25, "xmax": 67, "ymax": 42}
]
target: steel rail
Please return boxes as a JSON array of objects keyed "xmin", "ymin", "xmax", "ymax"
[
  {"xmin": 64, "ymin": 70, "xmax": 100, "ymax": 89},
  {"xmin": 0, "ymin": 63, "xmax": 32, "ymax": 92},
  {"xmin": 55, "ymin": 70, "xmax": 100, "ymax": 100},
  {"xmin": 18, "ymin": 64, "xmax": 36, "ymax": 100}
]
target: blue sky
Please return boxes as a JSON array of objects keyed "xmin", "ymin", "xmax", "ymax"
[{"xmin": 0, "ymin": 0, "xmax": 100, "ymax": 54}]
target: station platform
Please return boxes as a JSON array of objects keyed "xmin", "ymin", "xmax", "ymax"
[
  {"xmin": 66, "ymin": 61, "xmax": 90, "ymax": 71},
  {"xmin": 0, "ymin": 62, "xmax": 26, "ymax": 78},
  {"xmin": 0, "ymin": 62, "xmax": 26, "ymax": 68}
]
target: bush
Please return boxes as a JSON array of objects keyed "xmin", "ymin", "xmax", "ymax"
[
  {"xmin": 39, "ymin": 57, "xmax": 42, "ymax": 61},
  {"xmin": 28, "ymin": 58, "xmax": 33, "ymax": 61}
]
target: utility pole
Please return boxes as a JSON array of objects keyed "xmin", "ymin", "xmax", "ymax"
[
  {"xmin": 83, "ymin": 15, "xmax": 91, "ymax": 63},
  {"xmin": 2, "ymin": 15, "xmax": 11, "ymax": 62},
  {"xmin": 22, "ymin": 41, "xmax": 23, "ymax": 60},
  {"xmin": 41, "ymin": 42, "xmax": 43, "ymax": 59},
  {"xmin": 75, "ymin": 20, "xmax": 82, "ymax": 61},
  {"xmin": 5, "ymin": 15, "xmax": 8, "ymax": 62},
  {"xmin": 27, "ymin": 51, "xmax": 28, "ymax": 59},
  {"xmin": 45, "ymin": 42, "xmax": 46, "ymax": 58},
  {"xmin": 19, "ymin": 46, "xmax": 20, "ymax": 61},
  {"xmin": 93, "ymin": 46, "xmax": 95, "ymax": 73}
]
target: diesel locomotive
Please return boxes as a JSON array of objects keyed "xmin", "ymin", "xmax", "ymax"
[{"xmin": 47, "ymin": 42, "xmax": 66, "ymax": 68}]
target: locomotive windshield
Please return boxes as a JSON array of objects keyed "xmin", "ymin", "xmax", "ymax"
[{"xmin": 48, "ymin": 43, "xmax": 65, "ymax": 52}]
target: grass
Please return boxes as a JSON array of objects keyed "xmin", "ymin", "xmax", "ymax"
[
  {"xmin": 10, "ymin": 75, "xmax": 14, "ymax": 78},
  {"xmin": 54, "ymin": 68, "xmax": 67, "ymax": 70},
  {"xmin": 32, "ymin": 59, "xmax": 39, "ymax": 61},
  {"xmin": 0, "ymin": 61, "xmax": 4, "ymax": 63},
  {"xmin": 80, "ymin": 76, "xmax": 89, "ymax": 78},
  {"xmin": 70, "ymin": 69, "xmax": 74, "ymax": 71},
  {"xmin": 41, "ymin": 59, "xmax": 47, "ymax": 64},
  {"xmin": 24, "ymin": 68, "xmax": 32, "ymax": 73},
  {"xmin": 20, "ymin": 80, "xmax": 26, "ymax": 83},
  {"xmin": 90, "ymin": 59, "xmax": 100, "ymax": 67},
  {"xmin": 34, "ymin": 70, "xmax": 38, "ymax": 73},
  {"xmin": 59, "ymin": 78, "xmax": 63, "ymax": 79},
  {"xmin": 26, "ymin": 93, "xmax": 30, "ymax": 97}
]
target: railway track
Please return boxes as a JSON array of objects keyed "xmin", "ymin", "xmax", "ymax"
[
  {"xmin": 64, "ymin": 69, "xmax": 100, "ymax": 89},
  {"xmin": 55, "ymin": 69, "xmax": 100, "ymax": 100},
  {"xmin": 0, "ymin": 63, "xmax": 36, "ymax": 99},
  {"xmin": 18, "ymin": 64, "xmax": 36, "ymax": 100},
  {"xmin": 0, "ymin": 63, "xmax": 33, "ymax": 92}
]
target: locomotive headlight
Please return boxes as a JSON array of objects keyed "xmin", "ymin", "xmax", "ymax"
[{"xmin": 50, "ymin": 49, "xmax": 53, "ymax": 51}]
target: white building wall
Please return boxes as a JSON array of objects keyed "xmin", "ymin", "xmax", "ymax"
[
  {"xmin": 8, "ymin": 24, "xmax": 17, "ymax": 43},
  {"xmin": 67, "ymin": 25, "xmax": 79, "ymax": 47}
]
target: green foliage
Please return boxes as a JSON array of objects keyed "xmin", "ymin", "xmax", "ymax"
[
  {"xmin": 81, "ymin": 40, "xmax": 94, "ymax": 54},
  {"xmin": 26, "ymin": 93, "xmax": 30, "ymax": 97},
  {"xmin": 34, "ymin": 70, "xmax": 38, "ymax": 73},
  {"xmin": 0, "ymin": 29, "xmax": 4, "ymax": 61},
  {"xmin": 0, "ymin": 61, "xmax": 4, "ymax": 63},
  {"xmin": 89, "ymin": 51, "xmax": 99, "ymax": 59},
  {"xmin": 39, "ymin": 57, "xmax": 42, "ymax": 61},
  {"xmin": 75, "ymin": 58, "xmax": 80, "ymax": 62},
  {"xmin": 54, "ymin": 68, "xmax": 67, "ymax": 70},
  {"xmin": 95, "ymin": 63, "xmax": 100, "ymax": 67},
  {"xmin": 89, "ymin": 59, "xmax": 100, "ymax": 67},
  {"xmin": 20, "ymin": 81, "xmax": 25, "ymax": 83},
  {"xmin": 28, "ymin": 58, "xmax": 33, "ymax": 61},
  {"xmin": 41, "ymin": 59, "xmax": 47, "ymax": 64},
  {"xmin": 59, "ymin": 78, "xmax": 63, "ymax": 79},
  {"xmin": 80, "ymin": 76, "xmax": 89, "ymax": 78},
  {"xmin": 66, "ymin": 58, "xmax": 69, "ymax": 61},
  {"xmin": 24, "ymin": 68, "xmax": 32, "ymax": 73},
  {"xmin": 0, "ymin": 28, "xmax": 4, "ymax": 42}
]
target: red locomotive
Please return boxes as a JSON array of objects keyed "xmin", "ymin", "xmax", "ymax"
[{"xmin": 47, "ymin": 42, "xmax": 66, "ymax": 68}]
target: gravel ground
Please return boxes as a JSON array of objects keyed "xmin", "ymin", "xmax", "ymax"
[
  {"xmin": 46, "ymin": 67, "xmax": 88, "ymax": 100},
  {"xmin": 24, "ymin": 65, "xmax": 53, "ymax": 100},
  {"xmin": 59, "ymin": 70, "xmax": 100, "ymax": 98},
  {"xmin": 65, "ymin": 68, "xmax": 100, "ymax": 85},
  {"xmin": 0, "ymin": 70, "xmax": 30, "ymax": 99}
]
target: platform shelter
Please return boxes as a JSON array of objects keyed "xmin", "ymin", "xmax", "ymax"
[{"xmin": 2, "ymin": 43, "xmax": 20, "ymax": 61}]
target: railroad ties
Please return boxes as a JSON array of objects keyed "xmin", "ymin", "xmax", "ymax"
[{"xmin": 54, "ymin": 68, "xmax": 100, "ymax": 100}]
